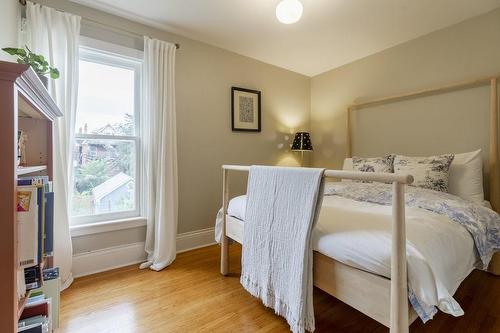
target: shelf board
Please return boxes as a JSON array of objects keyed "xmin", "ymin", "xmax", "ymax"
[
  {"xmin": 17, "ymin": 165, "xmax": 47, "ymax": 175},
  {"xmin": 17, "ymin": 290, "xmax": 32, "ymax": 319}
]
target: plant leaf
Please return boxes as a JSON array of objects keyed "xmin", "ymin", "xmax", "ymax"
[
  {"xmin": 2, "ymin": 47, "xmax": 23, "ymax": 56},
  {"xmin": 50, "ymin": 68, "xmax": 60, "ymax": 79},
  {"xmin": 3, "ymin": 47, "xmax": 57, "ymax": 78},
  {"xmin": 29, "ymin": 63, "xmax": 39, "ymax": 73},
  {"xmin": 2, "ymin": 47, "xmax": 17, "ymax": 55}
]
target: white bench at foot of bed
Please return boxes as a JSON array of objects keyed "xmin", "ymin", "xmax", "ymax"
[{"xmin": 223, "ymin": 214, "xmax": 419, "ymax": 328}]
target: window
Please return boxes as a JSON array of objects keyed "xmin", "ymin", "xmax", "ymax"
[{"xmin": 71, "ymin": 39, "xmax": 142, "ymax": 225}]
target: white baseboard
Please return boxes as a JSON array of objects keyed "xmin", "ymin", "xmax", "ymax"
[
  {"xmin": 72, "ymin": 241, "xmax": 147, "ymax": 278},
  {"xmin": 176, "ymin": 227, "xmax": 216, "ymax": 253},
  {"xmin": 72, "ymin": 227, "xmax": 216, "ymax": 278}
]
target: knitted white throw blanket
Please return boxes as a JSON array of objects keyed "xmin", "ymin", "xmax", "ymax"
[{"xmin": 240, "ymin": 166, "xmax": 325, "ymax": 333}]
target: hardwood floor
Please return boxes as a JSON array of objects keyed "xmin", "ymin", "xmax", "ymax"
[{"xmin": 60, "ymin": 245, "xmax": 499, "ymax": 333}]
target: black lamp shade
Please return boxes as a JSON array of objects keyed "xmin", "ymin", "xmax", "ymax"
[{"xmin": 291, "ymin": 132, "xmax": 313, "ymax": 151}]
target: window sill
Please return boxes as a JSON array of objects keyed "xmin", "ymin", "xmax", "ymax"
[{"xmin": 70, "ymin": 217, "xmax": 147, "ymax": 237}]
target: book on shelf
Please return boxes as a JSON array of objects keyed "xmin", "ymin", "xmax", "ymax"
[
  {"xmin": 17, "ymin": 268, "xmax": 27, "ymax": 300},
  {"xmin": 17, "ymin": 186, "xmax": 39, "ymax": 268},
  {"xmin": 17, "ymin": 130, "xmax": 27, "ymax": 167},
  {"xmin": 43, "ymin": 192, "xmax": 54, "ymax": 257},
  {"xmin": 27, "ymin": 292, "xmax": 46, "ymax": 306},
  {"xmin": 18, "ymin": 314, "xmax": 49, "ymax": 333},
  {"xmin": 20, "ymin": 301, "xmax": 49, "ymax": 320},
  {"xmin": 36, "ymin": 186, "xmax": 45, "ymax": 263},
  {"xmin": 18, "ymin": 176, "xmax": 50, "ymax": 188},
  {"xmin": 24, "ymin": 266, "xmax": 42, "ymax": 290},
  {"xmin": 42, "ymin": 267, "xmax": 59, "ymax": 281}
]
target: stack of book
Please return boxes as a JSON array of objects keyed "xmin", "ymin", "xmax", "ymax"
[
  {"xmin": 18, "ymin": 291, "xmax": 52, "ymax": 333},
  {"xmin": 16, "ymin": 175, "xmax": 55, "ymax": 304}
]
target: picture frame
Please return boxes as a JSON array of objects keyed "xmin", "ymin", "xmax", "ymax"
[{"xmin": 231, "ymin": 87, "xmax": 261, "ymax": 132}]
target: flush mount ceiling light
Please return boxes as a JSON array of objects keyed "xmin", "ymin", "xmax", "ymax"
[{"xmin": 276, "ymin": 0, "xmax": 303, "ymax": 24}]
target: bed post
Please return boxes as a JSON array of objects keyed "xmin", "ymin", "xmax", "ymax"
[
  {"xmin": 490, "ymin": 78, "xmax": 499, "ymax": 212},
  {"xmin": 221, "ymin": 167, "xmax": 229, "ymax": 275},
  {"xmin": 390, "ymin": 182, "xmax": 409, "ymax": 333},
  {"xmin": 488, "ymin": 78, "xmax": 500, "ymax": 275},
  {"xmin": 346, "ymin": 107, "xmax": 352, "ymax": 158}
]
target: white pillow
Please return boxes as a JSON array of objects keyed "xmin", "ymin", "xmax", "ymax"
[
  {"xmin": 448, "ymin": 149, "xmax": 484, "ymax": 203},
  {"xmin": 341, "ymin": 158, "xmax": 353, "ymax": 182},
  {"xmin": 352, "ymin": 155, "xmax": 394, "ymax": 174},
  {"xmin": 227, "ymin": 195, "xmax": 247, "ymax": 220},
  {"xmin": 394, "ymin": 154, "xmax": 455, "ymax": 192},
  {"xmin": 343, "ymin": 158, "xmax": 353, "ymax": 170}
]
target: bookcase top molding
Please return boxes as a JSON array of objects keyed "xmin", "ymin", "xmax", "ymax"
[{"xmin": 0, "ymin": 61, "xmax": 62, "ymax": 121}]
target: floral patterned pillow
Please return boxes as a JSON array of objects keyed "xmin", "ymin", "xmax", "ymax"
[
  {"xmin": 393, "ymin": 154, "xmax": 455, "ymax": 192},
  {"xmin": 352, "ymin": 155, "xmax": 395, "ymax": 174}
]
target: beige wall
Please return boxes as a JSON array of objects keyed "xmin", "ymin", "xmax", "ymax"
[
  {"xmin": 311, "ymin": 8, "xmax": 500, "ymax": 176},
  {"xmin": 0, "ymin": 0, "xmax": 20, "ymax": 61},
  {"xmin": 35, "ymin": 0, "xmax": 310, "ymax": 253}
]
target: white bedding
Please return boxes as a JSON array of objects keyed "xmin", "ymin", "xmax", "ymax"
[{"xmin": 216, "ymin": 192, "xmax": 478, "ymax": 322}]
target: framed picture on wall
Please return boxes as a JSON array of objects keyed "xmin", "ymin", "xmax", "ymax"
[{"xmin": 231, "ymin": 87, "xmax": 261, "ymax": 132}]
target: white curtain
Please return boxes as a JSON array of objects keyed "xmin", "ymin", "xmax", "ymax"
[
  {"xmin": 140, "ymin": 37, "xmax": 178, "ymax": 271},
  {"xmin": 27, "ymin": 2, "xmax": 80, "ymax": 289}
]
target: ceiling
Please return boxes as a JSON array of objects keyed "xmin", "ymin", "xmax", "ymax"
[{"xmin": 72, "ymin": 0, "xmax": 500, "ymax": 76}]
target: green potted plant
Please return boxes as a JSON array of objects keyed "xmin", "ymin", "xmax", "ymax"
[{"xmin": 2, "ymin": 46, "xmax": 59, "ymax": 87}]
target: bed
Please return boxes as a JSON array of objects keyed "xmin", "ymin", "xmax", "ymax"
[{"xmin": 217, "ymin": 75, "xmax": 500, "ymax": 333}]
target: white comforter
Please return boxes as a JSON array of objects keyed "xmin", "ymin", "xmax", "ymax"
[{"xmin": 215, "ymin": 193, "xmax": 478, "ymax": 322}]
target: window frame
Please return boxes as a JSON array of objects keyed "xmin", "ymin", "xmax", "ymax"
[{"xmin": 70, "ymin": 38, "xmax": 143, "ymax": 227}]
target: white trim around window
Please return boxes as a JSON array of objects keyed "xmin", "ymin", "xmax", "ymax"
[
  {"xmin": 70, "ymin": 217, "xmax": 147, "ymax": 237},
  {"xmin": 80, "ymin": 35, "xmax": 143, "ymax": 60}
]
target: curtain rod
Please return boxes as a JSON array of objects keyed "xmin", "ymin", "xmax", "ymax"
[{"xmin": 19, "ymin": 0, "xmax": 180, "ymax": 49}]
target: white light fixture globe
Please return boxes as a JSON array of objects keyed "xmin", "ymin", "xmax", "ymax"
[{"xmin": 276, "ymin": 0, "xmax": 303, "ymax": 24}]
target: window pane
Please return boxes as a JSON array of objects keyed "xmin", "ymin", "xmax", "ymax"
[
  {"xmin": 76, "ymin": 59, "xmax": 135, "ymax": 136},
  {"xmin": 71, "ymin": 138, "xmax": 136, "ymax": 217}
]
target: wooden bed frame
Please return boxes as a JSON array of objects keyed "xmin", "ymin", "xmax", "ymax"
[
  {"xmin": 219, "ymin": 75, "xmax": 500, "ymax": 333},
  {"xmin": 345, "ymin": 75, "xmax": 500, "ymax": 276}
]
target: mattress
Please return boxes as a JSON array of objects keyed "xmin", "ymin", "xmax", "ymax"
[{"xmin": 215, "ymin": 193, "xmax": 478, "ymax": 322}]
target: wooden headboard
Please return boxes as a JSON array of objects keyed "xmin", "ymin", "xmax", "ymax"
[{"xmin": 345, "ymin": 75, "xmax": 500, "ymax": 213}]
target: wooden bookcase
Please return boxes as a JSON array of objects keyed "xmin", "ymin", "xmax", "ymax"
[{"xmin": 0, "ymin": 61, "xmax": 62, "ymax": 332}]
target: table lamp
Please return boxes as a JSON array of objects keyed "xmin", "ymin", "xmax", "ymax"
[{"xmin": 291, "ymin": 131, "xmax": 313, "ymax": 166}]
